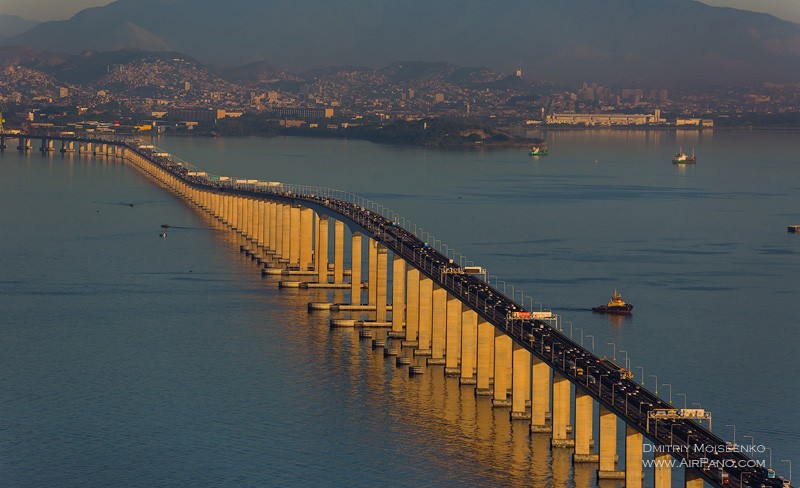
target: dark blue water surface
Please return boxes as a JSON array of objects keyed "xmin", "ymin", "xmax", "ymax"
[{"xmin": 1, "ymin": 129, "xmax": 798, "ymax": 487}]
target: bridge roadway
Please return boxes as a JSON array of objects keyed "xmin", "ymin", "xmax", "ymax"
[{"xmin": 4, "ymin": 134, "xmax": 786, "ymax": 488}]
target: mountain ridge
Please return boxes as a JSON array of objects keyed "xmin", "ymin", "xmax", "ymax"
[{"xmin": 4, "ymin": 0, "xmax": 800, "ymax": 84}]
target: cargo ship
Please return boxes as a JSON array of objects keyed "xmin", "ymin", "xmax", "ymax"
[
  {"xmin": 672, "ymin": 148, "xmax": 696, "ymax": 164},
  {"xmin": 592, "ymin": 290, "xmax": 633, "ymax": 315}
]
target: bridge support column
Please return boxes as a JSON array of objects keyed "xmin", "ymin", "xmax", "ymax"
[
  {"xmin": 289, "ymin": 205, "xmax": 301, "ymax": 267},
  {"xmin": 374, "ymin": 244, "xmax": 388, "ymax": 323},
  {"xmin": 208, "ymin": 192, "xmax": 216, "ymax": 218},
  {"xmin": 475, "ymin": 319, "xmax": 494, "ymax": 396},
  {"xmin": 597, "ymin": 406, "xmax": 625, "ymax": 479},
  {"xmin": 232, "ymin": 196, "xmax": 241, "ymax": 230},
  {"xmin": 269, "ymin": 202, "xmax": 278, "ymax": 253},
  {"xmin": 257, "ymin": 200, "xmax": 268, "ymax": 248},
  {"xmin": 402, "ymin": 267, "xmax": 419, "ymax": 347},
  {"xmin": 626, "ymin": 424, "xmax": 644, "ymax": 488},
  {"xmin": 459, "ymin": 309, "xmax": 477, "ymax": 385},
  {"xmin": 654, "ymin": 451, "xmax": 672, "ymax": 488},
  {"xmin": 300, "ymin": 207, "xmax": 314, "ymax": 271},
  {"xmin": 573, "ymin": 390, "xmax": 598, "ymax": 462},
  {"xmin": 241, "ymin": 197, "xmax": 251, "ymax": 236},
  {"xmin": 316, "ymin": 215, "xmax": 329, "ymax": 283},
  {"xmin": 350, "ymin": 233, "xmax": 362, "ymax": 305},
  {"xmin": 221, "ymin": 195, "xmax": 230, "ymax": 225},
  {"xmin": 444, "ymin": 296, "xmax": 462, "ymax": 375},
  {"xmin": 492, "ymin": 331, "xmax": 512, "ymax": 407},
  {"xmin": 427, "ymin": 284, "xmax": 447, "ymax": 364},
  {"xmin": 281, "ymin": 204, "xmax": 291, "ymax": 262},
  {"xmin": 333, "ymin": 220, "xmax": 345, "ymax": 283},
  {"xmin": 414, "ymin": 276, "xmax": 433, "ymax": 356},
  {"xmin": 511, "ymin": 343, "xmax": 531, "ymax": 419},
  {"xmin": 275, "ymin": 203, "xmax": 286, "ymax": 259},
  {"xmin": 685, "ymin": 468, "xmax": 703, "ymax": 488},
  {"xmin": 390, "ymin": 255, "xmax": 405, "ymax": 337},
  {"xmin": 226, "ymin": 195, "xmax": 235, "ymax": 227},
  {"xmin": 248, "ymin": 198, "xmax": 257, "ymax": 240},
  {"xmin": 368, "ymin": 239, "xmax": 378, "ymax": 306},
  {"xmin": 531, "ymin": 357, "xmax": 551, "ymax": 432},
  {"xmin": 551, "ymin": 372, "xmax": 574, "ymax": 447},
  {"xmin": 241, "ymin": 197, "xmax": 249, "ymax": 234}
]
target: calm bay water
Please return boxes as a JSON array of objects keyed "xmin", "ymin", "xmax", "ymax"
[{"xmin": 1, "ymin": 129, "xmax": 798, "ymax": 486}]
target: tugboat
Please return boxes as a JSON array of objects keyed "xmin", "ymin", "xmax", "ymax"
[
  {"xmin": 592, "ymin": 290, "xmax": 633, "ymax": 315},
  {"xmin": 672, "ymin": 147, "xmax": 696, "ymax": 164},
  {"xmin": 529, "ymin": 145, "xmax": 549, "ymax": 156}
]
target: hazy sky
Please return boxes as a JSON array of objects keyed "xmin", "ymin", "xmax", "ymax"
[{"xmin": 2, "ymin": 0, "xmax": 799, "ymax": 23}]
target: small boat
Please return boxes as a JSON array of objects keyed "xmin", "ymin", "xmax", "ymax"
[
  {"xmin": 529, "ymin": 145, "xmax": 549, "ymax": 156},
  {"xmin": 159, "ymin": 232, "xmax": 168, "ymax": 238},
  {"xmin": 592, "ymin": 290, "xmax": 633, "ymax": 315},
  {"xmin": 161, "ymin": 223, "xmax": 170, "ymax": 228},
  {"xmin": 672, "ymin": 147, "xmax": 696, "ymax": 164}
]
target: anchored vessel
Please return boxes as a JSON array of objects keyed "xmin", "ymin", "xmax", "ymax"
[
  {"xmin": 592, "ymin": 290, "xmax": 633, "ymax": 315},
  {"xmin": 672, "ymin": 147, "xmax": 696, "ymax": 164},
  {"xmin": 529, "ymin": 145, "xmax": 548, "ymax": 156}
]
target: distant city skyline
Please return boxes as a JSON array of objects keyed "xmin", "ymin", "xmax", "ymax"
[{"xmin": 2, "ymin": 0, "xmax": 799, "ymax": 24}]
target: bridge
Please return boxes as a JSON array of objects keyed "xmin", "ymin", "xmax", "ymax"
[{"xmin": 1, "ymin": 132, "xmax": 791, "ymax": 488}]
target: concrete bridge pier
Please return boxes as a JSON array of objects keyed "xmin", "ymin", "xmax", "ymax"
[
  {"xmin": 0, "ymin": 135, "xmax": 6, "ymax": 151},
  {"xmin": 40, "ymin": 138, "xmax": 54, "ymax": 152},
  {"xmin": 626, "ymin": 424, "xmax": 644, "ymax": 488},
  {"xmin": 271, "ymin": 202, "xmax": 283, "ymax": 258},
  {"xmin": 257, "ymin": 200, "xmax": 268, "ymax": 251},
  {"xmin": 60, "ymin": 140, "xmax": 75, "ymax": 153},
  {"xmin": 401, "ymin": 267, "xmax": 420, "ymax": 347},
  {"xmin": 510, "ymin": 344, "xmax": 531, "ymax": 419},
  {"xmin": 443, "ymin": 297, "xmax": 462, "ymax": 375},
  {"xmin": 492, "ymin": 330, "xmax": 512, "ymax": 407},
  {"xmin": 280, "ymin": 204, "xmax": 291, "ymax": 263},
  {"xmin": 389, "ymin": 255, "xmax": 405, "ymax": 338},
  {"xmin": 426, "ymin": 284, "xmax": 447, "ymax": 365},
  {"xmin": 299, "ymin": 207, "xmax": 314, "ymax": 271},
  {"xmin": 367, "ymin": 239, "xmax": 378, "ymax": 306},
  {"xmin": 350, "ymin": 233, "xmax": 363, "ymax": 305},
  {"xmin": 240, "ymin": 197, "xmax": 252, "ymax": 238},
  {"xmin": 597, "ymin": 406, "xmax": 625, "ymax": 479},
  {"xmin": 573, "ymin": 390, "xmax": 598, "ymax": 462},
  {"xmin": 258, "ymin": 199, "xmax": 269, "ymax": 252},
  {"xmin": 530, "ymin": 357, "xmax": 552, "ymax": 433},
  {"xmin": 288, "ymin": 205, "xmax": 301, "ymax": 268},
  {"xmin": 653, "ymin": 451, "xmax": 672, "ymax": 488},
  {"xmin": 17, "ymin": 137, "xmax": 31, "ymax": 151},
  {"xmin": 269, "ymin": 201, "xmax": 278, "ymax": 254},
  {"xmin": 414, "ymin": 276, "xmax": 433, "ymax": 356},
  {"xmin": 316, "ymin": 215, "xmax": 329, "ymax": 284},
  {"xmin": 248, "ymin": 198, "xmax": 259, "ymax": 242},
  {"xmin": 685, "ymin": 468, "xmax": 704, "ymax": 488},
  {"xmin": 236, "ymin": 196, "xmax": 245, "ymax": 232},
  {"xmin": 475, "ymin": 319, "xmax": 494, "ymax": 396},
  {"xmin": 375, "ymin": 244, "xmax": 388, "ymax": 323},
  {"xmin": 551, "ymin": 372, "xmax": 574, "ymax": 447},
  {"xmin": 459, "ymin": 309, "xmax": 477, "ymax": 385},
  {"xmin": 219, "ymin": 194, "xmax": 229, "ymax": 225},
  {"xmin": 333, "ymin": 220, "xmax": 345, "ymax": 283}
]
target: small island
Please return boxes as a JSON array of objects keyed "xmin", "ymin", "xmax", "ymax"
[{"xmin": 194, "ymin": 115, "xmax": 546, "ymax": 148}]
